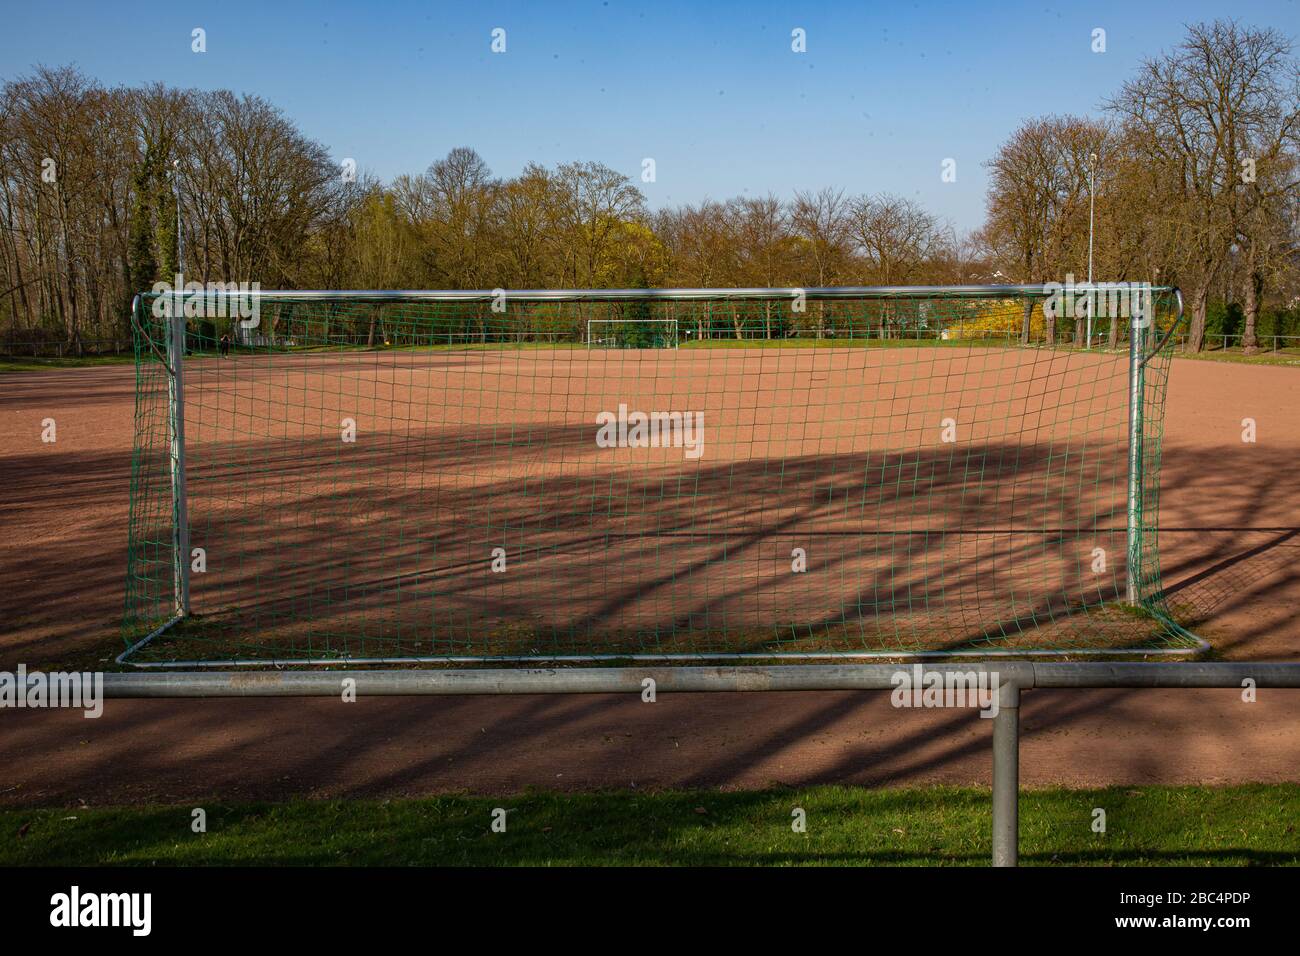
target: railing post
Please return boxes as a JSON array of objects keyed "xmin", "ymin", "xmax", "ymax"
[{"xmin": 992, "ymin": 679, "xmax": 1021, "ymax": 867}]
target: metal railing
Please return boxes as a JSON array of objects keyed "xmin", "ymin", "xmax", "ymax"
[
  {"xmin": 98, "ymin": 661, "xmax": 1300, "ymax": 867},
  {"xmin": 0, "ymin": 337, "xmax": 133, "ymax": 358},
  {"xmin": 1169, "ymin": 332, "xmax": 1300, "ymax": 353}
]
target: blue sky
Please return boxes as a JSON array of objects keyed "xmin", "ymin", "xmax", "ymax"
[{"xmin": 2, "ymin": 0, "xmax": 1295, "ymax": 231}]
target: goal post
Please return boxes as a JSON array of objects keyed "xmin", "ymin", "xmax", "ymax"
[
  {"xmin": 123, "ymin": 285, "xmax": 1198, "ymax": 667},
  {"xmin": 586, "ymin": 317, "xmax": 679, "ymax": 349},
  {"xmin": 163, "ymin": 292, "xmax": 191, "ymax": 619}
]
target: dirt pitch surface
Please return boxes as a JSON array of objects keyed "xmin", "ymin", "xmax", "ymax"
[{"xmin": 1, "ymin": 355, "xmax": 1298, "ymax": 806}]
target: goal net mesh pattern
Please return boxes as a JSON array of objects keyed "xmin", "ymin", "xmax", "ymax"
[{"xmin": 124, "ymin": 289, "xmax": 1192, "ymax": 663}]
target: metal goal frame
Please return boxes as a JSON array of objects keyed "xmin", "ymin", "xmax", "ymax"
[
  {"xmin": 123, "ymin": 284, "xmax": 1201, "ymax": 667},
  {"xmin": 584, "ymin": 316, "xmax": 679, "ymax": 349}
]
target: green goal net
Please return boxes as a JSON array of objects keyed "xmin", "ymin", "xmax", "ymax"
[{"xmin": 123, "ymin": 286, "xmax": 1196, "ymax": 665}]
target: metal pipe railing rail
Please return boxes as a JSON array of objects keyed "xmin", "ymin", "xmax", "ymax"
[
  {"xmin": 133, "ymin": 283, "xmax": 1181, "ymax": 302},
  {"xmin": 1168, "ymin": 332, "xmax": 1300, "ymax": 352},
  {"xmin": 100, "ymin": 661, "xmax": 1300, "ymax": 866}
]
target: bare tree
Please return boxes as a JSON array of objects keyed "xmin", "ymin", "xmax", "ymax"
[
  {"xmin": 791, "ymin": 187, "xmax": 851, "ymax": 335},
  {"xmin": 979, "ymin": 116, "xmax": 1112, "ymax": 344},
  {"xmin": 550, "ymin": 160, "xmax": 645, "ymax": 287},
  {"xmin": 1107, "ymin": 20, "xmax": 1299, "ymax": 351},
  {"xmin": 734, "ymin": 194, "xmax": 789, "ymax": 337}
]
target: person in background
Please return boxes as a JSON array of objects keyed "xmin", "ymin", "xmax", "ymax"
[{"xmin": 219, "ymin": 333, "xmax": 231, "ymax": 358}]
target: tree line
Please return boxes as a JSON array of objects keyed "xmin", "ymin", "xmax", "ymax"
[{"xmin": 1, "ymin": 19, "xmax": 1296, "ymax": 353}]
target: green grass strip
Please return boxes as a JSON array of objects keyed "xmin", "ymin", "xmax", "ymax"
[
  {"xmin": 3, "ymin": 784, "xmax": 1297, "ymax": 866},
  {"xmin": 0, "ymin": 354, "xmax": 135, "ymax": 373}
]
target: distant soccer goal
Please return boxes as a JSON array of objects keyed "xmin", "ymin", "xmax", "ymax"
[
  {"xmin": 122, "ymin": 286, "xmax": 1196, "ymax": 666},
  {"xmin": 586, "ymin": 317, "xmax": 678, "ymax": 349}
]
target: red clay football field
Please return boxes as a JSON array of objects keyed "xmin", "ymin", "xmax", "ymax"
[{"xmin": 0, "ymin": 350, "xmax": 1297, "ymax": 805}]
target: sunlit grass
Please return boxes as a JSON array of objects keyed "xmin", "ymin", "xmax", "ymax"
[{"xmin": 3, "ymin": 784, "xmax": 1296, "ymax": 866}]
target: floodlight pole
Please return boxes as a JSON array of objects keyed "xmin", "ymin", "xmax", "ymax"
[
  {"xmin": 1086, "ymin": 152, "xmax": 1097, "ymax": 349},
  {"xmin": 173, "ymin": 159, "xmax": 184, "ymax": 279}
]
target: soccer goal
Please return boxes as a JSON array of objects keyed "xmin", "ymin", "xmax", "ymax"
[
  {"xmin": 122, "ymin": 286, "xmax": 1198, "ymax": 666},
  {"xmin": 586, "ymin": 317, "xmax": 678, "ymax": 349}
]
